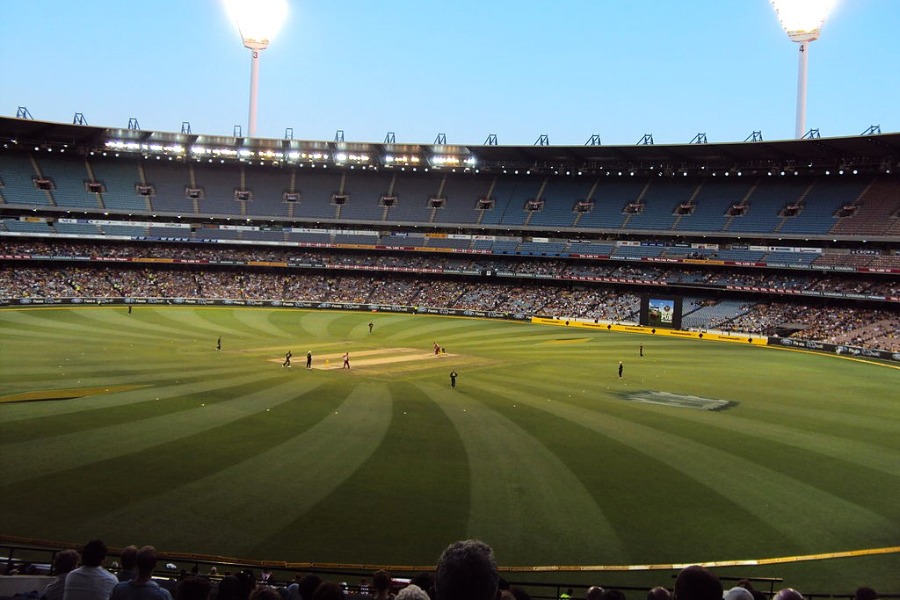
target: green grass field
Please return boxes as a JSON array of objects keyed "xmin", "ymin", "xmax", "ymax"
[{"xmin": 1, "ymin": 306, "xmax": 899, "ymax": 593}]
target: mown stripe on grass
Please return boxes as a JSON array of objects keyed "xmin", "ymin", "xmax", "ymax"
[
  {"xmin": 0, "ymin": 365, "xmax": 283, "ymax": 425},
  {"xmin": 0, "ymin": 359, "xmax": 253, "ymax": 396},
  {"xmin": 426, "ymin": 381, "xmax": 624, "ymax": 566},
  {"xmin": 139, "ymin": 306, "xmax": 260, "ymax": 340},
  {"xmin": 484, "ymin": 394, "xmax": 789, "ymax": 564},
  {"xmin": 0, "ymin": 308, "xmax": 189, "ymax": 342},
  {"xmin": 633, "ymin": 401, "xmax": 900, "ymax": 481},
  {"xmin": 295, "ymin": 310, "xmax": 352, "ymax": 341},
  {"xmin": 240, "ymin": 309, "xmax": 296, "ymax": 338},
  {"xmin": 0, "ymin": 385, "xmax": 145, "ymax": 403},
  {"xmin": 471, "ymin": 372, "xmax": 897, "ymax": 554},
  {"xmin": 0, "ymin": 375, "xmax": 329, "ymax": 482},
  {"xmin": 249, "ymin": 381, "xmax": 471, "ymax": 564},
  {"xmin": 68, "ymin": 307, "xmax": 217, "ymax": 341},
  {"xmin": 483, "ymin": 369, "xmax": 900, "ymax": 484},
  {"xmin": 386, "ymin": 316, "xmax": 505, "ymax": 345},
  {"xmin": 69, "ymin": 381, "xmax": 394, "ymax": 558}
]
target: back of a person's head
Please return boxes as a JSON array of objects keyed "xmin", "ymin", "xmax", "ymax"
[
  {"xmin": 298, "ymin": 575, "xmax": 324, "ymax": 600},
  {"xmin": 373, "ymin": 571, "xmax": 392, "ymax": 593},
  {"xmin": 397, "ymin": 584, "xmax": 430, "ymax": 600},
  {"xmin": 235, "ymin": 570, "xmax": 256, "ymax": 600},
  {"xmin": 120, "ymin": 546, "xmax": 139, "ymax": 571},
  {"xmin": 176, "ymin": 576, "xmax": 212, "ymax": 600},
  {"xmin": 586, "ymin": 587, "xmax": 604, "ymax": 600},
  {"xmin": 249, "ymin": 587, "xmax": 284, "ymax": 600},
  {"xmin": 772, "ymin": 589, "xmax": 804, "ymax": 600},
  {"xmin": 724, "ymin": 588, "xmax": 754, "ymax": 600},
  {"xmin": 435, "ymin": 539, "xmax": 499, "ymax": 600},
  {"xmin": 53, "ymin": 549, "xmax": 80, "ymax": 575},
  {"xmin": 410, "ymin": 573, "xmax": 434, "ymax": 597},
  {"xmin": 136, "ymin": 546, "xmax": 159, "ymax": 578},
  {"xmin": 673, "ymin": 566, "xmax": 722, "ymax": 600},
  {"xmin": 854, "ymin": 588, "xmax": 878, "ymax": 600},
  {"xmin": 217, "ymin": 575, "xmax": 244, "ymax": 600},
  {"xmin": 311, "ymin": 582, "xmax": 346, "ymax": 600},
  {"xmin": 81, "ymin": 540, "xmax": 108, "ymax": 567},
  {"xmin": 647, "ymin": 587, "xmax": 671, "ymax": 600}
]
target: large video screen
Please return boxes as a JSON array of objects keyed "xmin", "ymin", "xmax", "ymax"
[{"xmin": 640, "ymin": 295, "xmax": 683, "ymax": 330}]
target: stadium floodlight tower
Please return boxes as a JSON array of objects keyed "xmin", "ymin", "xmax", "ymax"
[
  {"xmin": 770, "ymin": 0, "xmax": 836, "ymax": 139},
  {"xmin": 225, "ymin": 0, "xmax": 288, "ymax": 138}
]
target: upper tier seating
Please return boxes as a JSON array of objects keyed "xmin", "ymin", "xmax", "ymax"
[
  {"xmin": 3, "ymin": 150, "xmax": 899, "ymax": 239},
  {"xmin": 727, "ymin": 178, "xmax": 808, "ymax": 234},
  {"xmin": 829, "ymin": 179, "xmax": 900, "ymax": 237},
  {"xmin": 480, "ymin": 177, "xmax": 543, "ymax": 226},
  {"xmin": 88, "ymin": 157, "xmax": 150, "ymax": 212},
  {"xmin": 526, "ymin": 180, "xmax": 595, "ymax": 229},
  {"xmin": 574, "ymin": 180, "xmax": 644, "ymax": 229},
  {"xmin": 0, "ymin": 152, "xmax": 54, "ymax": 206}
]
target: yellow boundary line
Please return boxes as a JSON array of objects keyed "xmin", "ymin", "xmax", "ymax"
[
  {"xmin": 493, "ymin": 545, "xmax": 900, "ymax": 572},
  {"xmin": 105, "ymin": 544, "xmax": 900, "ymax": 573},
  {"xmin": 2, "ymin": 537, "xmax": 899, "ymax": 573}
]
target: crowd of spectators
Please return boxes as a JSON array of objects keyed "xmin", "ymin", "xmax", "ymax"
[
  {"xmin": 1, "ymin": 239, "xmax": 897, "ymax": 352},
  {"xmin": 3, "ymin": 538, "xmax": 885, "ymax": 600},
  {"xmin": 2, "ymin": 240, "xmax": 896, "ymax": 300},
  {"xmin": 707, "ymin": 302, "xmax": 900, "ymax": 351}
]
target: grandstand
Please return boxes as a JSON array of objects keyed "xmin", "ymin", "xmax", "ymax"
[{"xmin": 1, "ymin": 117, "xmax": 897, "ymax": 346}]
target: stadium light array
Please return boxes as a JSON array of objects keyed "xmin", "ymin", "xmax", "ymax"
[
  {"xmin": 429, "ymin": 155, "xmax": 477, "ymax": 168},
  {"xmin": 334, "ymin": 152, "xmax": 371, "ymax": 165},
  {"xmin": 224, "ymin": 0, "xmax": 288, "ymax": 138},
  {"xmin": 770, "ymin": 0, "xmax": 836, "ymax": 139},
  {"xmin": 106, "ymin": 140, "xmax": 184, "ymax": 155},
  {"xmin": 384, "ymin": 154, "xmax": 421, "ymax": 166}
]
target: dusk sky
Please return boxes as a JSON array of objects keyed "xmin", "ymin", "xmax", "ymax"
[{"xmin": 2, "ymin": 0, "xmax": 898, "ymax": 146}]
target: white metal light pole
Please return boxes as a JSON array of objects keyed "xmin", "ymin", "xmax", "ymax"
[
  {"xmin": 770, "ymin": 0, "xmax": 836, "ymax": 139},
  {"xmin": 225, "ymin": 0, "xmax": 288, "ymax": 138}
]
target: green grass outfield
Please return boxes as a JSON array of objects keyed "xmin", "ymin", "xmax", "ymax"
[{"xmin": 1, "ymin": 306, "xmax": 899, "ymax": 593}]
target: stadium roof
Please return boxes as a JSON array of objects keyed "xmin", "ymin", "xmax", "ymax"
[{"xmin": 2, "ymin": 116, "xmax": 898, "ymax": 175}]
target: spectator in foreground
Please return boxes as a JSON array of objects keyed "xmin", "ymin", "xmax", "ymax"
[
  {"xmin": 396, "ymin": 584, "xmax": 430, "ymax": 600},
  {"xmin": 434, "ymin": 539, "xmax": 499, "ymax": 600},
  {"xmin": 64, "ymin": 540, "xmax": 118, "ymax": 600},
  {"xmin": 216, "ymin": 576, "xmax": 243, "ymax": 600},
  {"xmin": 647, "ymin": 587, "xmax": 670, "ymax": 600},
  {"xmin": 723, "ymin": 588, "xmax": 753, "ymax": 600},
  {"xmin": 734, "ymin": 580, "xmax": 766, "ymax": 600},
  {"xmin": 43, "ymin": 549, "xmax": 79, "ymax": 600},
  {"xmin": 600, "ymin": 590, "xmax": 626, "ymax": 600},
  {"xmin": 117, "ymin": 546, "xmax": 139, "ymax": 583},
  {"xmin": 311, "ymin": 582, "xmax": 345, "ymax": 600},
  {"xmin": 672, "ymin": 566, "xmax": 722, "ymax": 600},
  {"xmin": 409, "ymin": 574, "xmax": 434, "ymax": 599},
  {"xmin": 773, "ymin": 589, "xmax": 804, "ymax": 600},
  {"xmin": 110, "ymin": 545, "xmax": 172, "ymax": 600},
  {"xmin": 175, "ymin": 576, "xmax": 210, "ymax": 600},
  {"xmin": 372, "ymin": 571, "xmax": 394, "ymax": 600},
  {"xmin": 297, "ymin": 575, "xmax": 324, "ymax": 600},
  {"xmin": 286, "ymin": 574, "xmax": 303, "ymax": 600},
  {"xmin": 249, "ymin": 587, "xmax": 282, "ymax": 600}
]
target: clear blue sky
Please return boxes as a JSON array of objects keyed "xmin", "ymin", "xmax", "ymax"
[{"xmin": 1, "ymin": 1, "xmax": 897, "ymax": 146}]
